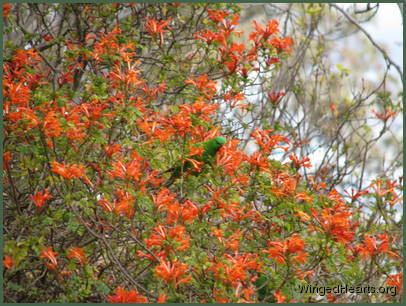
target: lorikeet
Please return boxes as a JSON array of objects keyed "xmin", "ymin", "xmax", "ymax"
[
  {"xmin": 255, "ymin": 275, "xmax": 270, "ymax": 301},
  {"xmin": 163, "ymin": 136, "xmax": 227, "ymax": 187}
]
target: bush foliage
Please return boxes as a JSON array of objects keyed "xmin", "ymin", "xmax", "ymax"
[{"xmin": 3, "ymin": 3, "xmax": 402, "ymax": 303}]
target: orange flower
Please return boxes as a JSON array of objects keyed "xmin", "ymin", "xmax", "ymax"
[
  {"xmin": 370, "ymin": 179, "xmax": 402, "ymax": 207},
  {"xmin": 295, "ymin": 210, "xmax": 311, "ymax": 223},
  {"xmin": 43, "ymin": 111, "xmax": 63, "ymax": 138},
  {"xmin": 250, "ymin": 20, "xmax": 279, "ymax": 42},
  {"xmin": 370, "ymin": 179, "xmax": 392, "ymax": 197},
  {"xmin": 220, "ymin": 252, "xmax": 261, "ymax": 285},
  {"xmin": 211, "ymin": 227, "xmax": 224, "ymax": 243},
  {"xmin": 67, "ymin": 247, "xmax": 87, "ymax": 265},
  {"xmin": 287, "ymin": 233, "xmax": 305, "ymax": 253},
  {"xmin": 344, "ymin": 188, "xmax": 369, "ymax": 202},
  {"xmin": 142, "ymin": 81, "xmax": 166, "ymax": 101},
  {"xmin": 168, "ymin": 225, "xmax": 191, "ymax": 251},
  {"xmin": 51, "ymin": 160, "xmax": 87, "ymax": 180},
  {"xmin": 145, "ymin": 223, "xmax": 167, "ymax": 249},
  {"xmin": 216, "ymin": 139, "xmax": 246, "ymax": 176},
  {"xmin": 164, "ymin": 112, "xmax": 193, "ymax": 136},
  {"xmin": 251, "ymin": 128, "xmax": 290, "ymax": 155},
  {"xmin": 113, "ymin": 198, "xmax": 134, "ymax": 218},
  {"xmin": 224, "ymin": 91, "xmax": 245, "ymax": 108},
  {"xmin": 43, "ymin": 34, "xmax": 53, "ymax": 41},
  {"xmin": 3, "ymin": 254, "xmax": 14, "ymax": 269},
  {"xmin": 225, "ymin": 232, "xmax": 241, "ymax": 251},
  {"xmin": 356, "ymin": 235, "xmax": 377, "ymax": 258},
  {"xmin": 185, "ymin": 74, "xmax": 217, "ymax": 99},
  {"xmin": 30, "ymin": 189, "xmax": 53, "ymax": 208},
  {"xmin": 247, "ymin": 151, "xmax": 270, "ymax": 173},
  {"xmin": 195, "ymin": 29, "xmax": 227, "ymax": 46},
  {"xmin": 4, "ymin": 106, "xmax": 40, "ymax": 131},
  {"xmin": 221, "ymin": 201, "xmax": 258, "ymax": 223},
  {"xmin": 45, "ymin": 261, "xmax": 58, "ymax": 272},
  {"xmin": 179, "ymin": 97, "xmax": 218, "ymax": 120},
  {"xmin": 3, "ymin": 151, "xmax": 12, "ymax": 169},
  {"xmin": 184, "ymin": 157, "xmax": 204, "ymax": 172},
  {"xmin": 108, "ymin": 63, "xmax": 144, "ymax": 90},
  {"xmin": 105, "ymin": 143, "xmax": 122, "ymax": 157},
  {"xmin": 312, "ymin": 203, "xmax": 355, "ymax": 244},
  {"xmin": 207, "ymin": 9, "xmax": 230, "ymax": 23},
  {"xmin": 327, "ymin": 189, "xmax": 345, "ymax": 204},
  {"xmin": 386, "ymin": 272, "xmax": 403, "ymax": 293},
  {"xmin": 274, "ymin": 290, "xmax": 286, "ymax": 303},
  {"xmin": 9, "ymin": 48, "xmax": 42, "ymax": 70},
  {"xmin": 294, "ymin": 192, "xmax": 313, "ymax": 203},
  {"xmin": 98, "ymin": 191, "xmax": 135, "ymax": 218},
  {"xmin": 5, "ymin": 82, "xmax": 31, "ymax": 108},
  {"xmin": 107, "ymin": 287, "xmax": 149, "ymax": 303},
  {"xmin": 372, "ymin": 108, "xmax": 396, "ymax": 121},
  {"xmin": 268, "ymin": 91, "xmax": 286, "ymax": 104},
  {"xmin": 375, "ymin": 232, "xmax": 401, "ymax": 258},
  {"xmin": 157, "ymin": 293, "xmax": 167, "ymax": 303},
  {"xmin": 3, "ymin": 3, "xmax": 11, "ymax": 19},
  {"xmin": 114, "ymin": 189, "xmax": 136, "ymax": 218},
  {"xmin": 155, "ymin": 258, "xmax": 191, "ymax": 287},
  {"xmin": 271, "ymin": 171, "xmax": 298, "ymax": 197},
  {"xmin": 40, "ymin": 247, "xmax": 58, "ymax": 266},
  {"xmin": 144, "ymin": 18, "xmax": 170, "ymax": 45},
  {"xmin": 264, "ymin": 240, "xmax": 286, "ymax": 264},
  {"xmin": 98, "ymin": 198, "xmax": 114, "ymax": 213},
  {"xmin": 292, "ymin": 252, "xmax": 308, "ymax": 264},
  {"xmin": 180, "ymin": 200, "xmax": 199, "ymax": 223},
  {"xmin": 107, "ymin": 156, "xmax": 143, "ymax": 182},
  {"xmin": 152, "ymin": 187, "xmax": 177, "ymax": 210},
  {"xmin": 264, "ymin": 234, "xmax": 307, "ymax": 264},
  {"xmin": 269, "ymin": 36, "xmax": 294, "ymax": 53},
  {"xmin": 289, "ymin": 153, "xmax": 312, "ymax": 168}
]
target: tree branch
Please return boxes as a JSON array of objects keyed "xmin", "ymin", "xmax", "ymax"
[{"xmin": 329, "ymin": 3, "xmax": 403, "ymax": 82}]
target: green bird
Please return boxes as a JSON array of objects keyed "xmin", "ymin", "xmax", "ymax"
[
  {"xmin": 254, "ymin": 275, "xmax": 270, "ymax": 301},
  {"xmin": 163, "ymin": 136, "xmax": 227, "ymax": 187}
]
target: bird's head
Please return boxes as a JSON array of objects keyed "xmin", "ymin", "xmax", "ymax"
[{"xmin": 214, "ymin": 136, "xmax": 227, "ymax": 147}]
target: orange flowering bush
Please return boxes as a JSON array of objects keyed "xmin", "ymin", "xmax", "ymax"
[{"xmin": 3, "ymin": 3, "xmax": 402, "ymax": 303}]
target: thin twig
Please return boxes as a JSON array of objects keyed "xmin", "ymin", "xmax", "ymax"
[{"xmin": 329, "ymin": 3, "xmax": 403, "ymax": 82}]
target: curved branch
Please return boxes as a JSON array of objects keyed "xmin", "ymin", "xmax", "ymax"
[{"xmin": 329, "ymin": 3, "xmax": 403, "ymax": 82}]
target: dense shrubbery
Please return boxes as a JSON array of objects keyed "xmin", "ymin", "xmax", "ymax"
[{"xmin": 3, "ymin": 3, "xmax": 402, "ymax": 303}]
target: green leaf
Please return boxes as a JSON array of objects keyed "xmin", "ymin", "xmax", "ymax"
[
  {"xmin": 305, "ymin": 6, "xmax": 323, "ymax": 15},
  {"xmin": 336, "ymin": 63, "xmax": 351, "ymax": 73},
  {"xmin": 94, "ymin": 280, "xmax": 111, "ymax": 295},
  {"xmin": 8, "ymin": 282, "xmax": 25, "ymax": 292}
]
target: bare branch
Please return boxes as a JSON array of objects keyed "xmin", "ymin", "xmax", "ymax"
[{"xmin": 329, "ymin": 3, "xmax": 403, "ymax": 82}]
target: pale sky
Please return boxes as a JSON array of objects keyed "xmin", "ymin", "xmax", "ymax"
[{"xmin": 343, "ymin": 3, "xmax": 403, "ymax": 68}]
